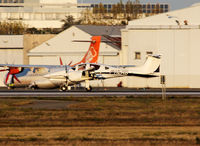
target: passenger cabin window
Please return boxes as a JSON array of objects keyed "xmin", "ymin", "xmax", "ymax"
[
  {"xmin": 135, "ymin": 52, "xmax": 141, "ymax": 60},
  {"xmin": 105, "ymin": 66, "xmax": 109, "ymax": 70}
]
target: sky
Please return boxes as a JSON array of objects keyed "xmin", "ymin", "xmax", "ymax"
[{"xmin": 77, "ymin": 0, "xmax": 200, "ymax": 10}]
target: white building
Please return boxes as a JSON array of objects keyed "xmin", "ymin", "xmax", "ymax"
[
  {"xmin": 121, "ymin": 3, "xmax": 200, "ymax": 88},
  {"xmin": 0, "ymin": 0, "xmax": 83, "ymax": 28},
  {"xmin": 28, "ymin": 25, "xmax": 124, "ymax": 87}
]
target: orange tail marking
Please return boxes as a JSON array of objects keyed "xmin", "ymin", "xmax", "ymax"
[{"xmin": 72, "ymin": 36, "xmax": 101, "ymax": 66}]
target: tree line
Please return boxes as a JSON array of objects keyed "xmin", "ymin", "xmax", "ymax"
[
  {"xmin": 0, "ymin": 21, "xmax": 64, "ymax": 35},
  {"xmin": 91, "ymin": 0, "xmax": 164, "ymax": 20},
  {"xmin": 93, "ymin": 0, "xmax": 142, "ymax": 19}
]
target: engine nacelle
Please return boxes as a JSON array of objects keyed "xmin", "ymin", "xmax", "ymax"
[
  {"xmin": 9, "ymin": 67, "xmax": 24, "ymax": 74},
  {"xmin": 34, "ymin": 78, "xmax": 55, "ymax": 89},
  {"xmin": 68, "ymin": 71, "xmax": 83, "ymax": 82}
]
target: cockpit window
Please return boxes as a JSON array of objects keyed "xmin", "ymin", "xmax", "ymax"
[
  {"xmin": 90, "ymin": 64, "xmax": 100, "ymax": 70},
  {"xmin": 78, "ymin": 64, "xmax": 86, "ymax": 70}
]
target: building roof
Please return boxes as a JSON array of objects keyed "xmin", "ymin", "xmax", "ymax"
[
  {"xmin": 128, "ymin": 3, "xmax": 200, "ymax": 27},
  {"xmin": 29, "ymin": 25, "xmax": 124, "ymax": 56},
  {"xmin": 76, "ymin": 25, "xmax": 124, "ymax": 36},
  {"xmin": 75, "ymin": 25, "xmax": 125, "ymax": 50}
]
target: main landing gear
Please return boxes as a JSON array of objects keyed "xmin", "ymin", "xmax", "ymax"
[
  {"xmin": 60, "ymin": 84, "xmax": 71, "ymax": 92},
  {"xmin": 60, "ymin": 84, "xmax": 93, "ymax": 92},
  {"xmin": 30, "ymin": 85, "xmax": 38, "ymax": 90},
  {"xmin": 85, "ymin": 86, "xmax": 92, "ymax": 92},
  {"xmin": 85, "ymin": 80, "xmax": 92, "ymax": 92}
]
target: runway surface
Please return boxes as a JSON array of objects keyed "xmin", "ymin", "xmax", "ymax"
[{"xmin": 0, "ymin": 88, "xmax": 200, "ymax": 97}]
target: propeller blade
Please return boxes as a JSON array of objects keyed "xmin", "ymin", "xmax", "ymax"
[
  {"xmin": 5, "ymin": 73, "xmax": 10, "ymax": 84},
  {"xmin": 68, "ymin": 61, "xmax": 72, "ymax": 66},
  {"xmin": 13, "ymin": 75, "xmax": 21, "ymax": 83},
  {"xmin": 59, "ymin": 57, "xmax": 63, "ymax": 65},
  {"xmin": 11, "ymin": 75, "xmax": 14, "ymax": 84},
  {"xmin": 0, "ymin": 69, "xmax": 8, "ymax": 72},
  {"xmin": 65, "ymin": 64, "xmax": 68, "ymax": 73}
]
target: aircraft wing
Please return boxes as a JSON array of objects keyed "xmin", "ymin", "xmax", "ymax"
[{"xmin": 110, "ymin": 65, "xmax": 136, "ymax": 68}]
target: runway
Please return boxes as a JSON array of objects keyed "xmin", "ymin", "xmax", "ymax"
[{"xmin": 0, "ymin": 89, "xmax": 200, "ymax": 97}]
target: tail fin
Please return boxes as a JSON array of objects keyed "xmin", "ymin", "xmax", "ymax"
[
  {"xmin": 72, "ymin": 36, "xmax": 101, "ymax": 66},
  {"xmin": 141, "ymin": 55, "xmax": 161, "ymax": 74},
  {"xmin": 130, "ymin": 55, "xmax": 161, "ymax": 75}
]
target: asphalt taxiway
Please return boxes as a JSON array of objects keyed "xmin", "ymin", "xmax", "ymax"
[{"xmin": 0, "ymin": 88, "xmax": 200, "ymax": 97}]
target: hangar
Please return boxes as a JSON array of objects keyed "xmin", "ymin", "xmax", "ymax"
[
  {"xmin": 28, "ymin": 25, "xmax": 124, "ymax": 87},
  {"xmin": 0, "ymin": 35, "xmax": 23, "ymax": 87},
  {"xmin": 121, "ymin": 3, "xmax": 200, "ymax": 88}
]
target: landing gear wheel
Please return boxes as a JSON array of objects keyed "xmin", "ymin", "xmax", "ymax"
[
  {"xmin": 31, "ymin": 85, "xmax": 38, "ymax": 90},
  {"xmin": 60, "ymin": 85, "xmax": 67, "ymax": 92},
  {"xmin": 8, "ymin": 86, "xmax": 14, "ymax": 90},
  {"xmin": 86, "ymin": 86, "xmax": 92, "ymax": 92},
  {"xmin": 8, "ymin": 84, "xmax": 15, "ymax": 90},
  {"xmin": 67, "ymin": 86, "xmax": 71, "ymax": 91}
]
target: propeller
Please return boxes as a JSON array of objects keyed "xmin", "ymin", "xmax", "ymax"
[
  {"xmin": 68, "ymin": 61, "xmax": 72, "ymax": 66},
  {"xmin": 59, "ymin": 57, "xmax": 71, "ymax": 83},
  {"xmin": 0, "ymin": 67, "xmax": 21, "ymax": 84},
  {"xmin": 60, "ymin": 57, "xmax": 72, "ymax": 66}
]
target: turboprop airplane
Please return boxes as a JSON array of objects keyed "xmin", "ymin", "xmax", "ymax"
[
  {"xmin": 45, "ymin": 55, "xmax": 161, "ymax": 91},
  {"xmin": 0, "ymin": 36, "xmax": 101, "ymax": 90}
]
